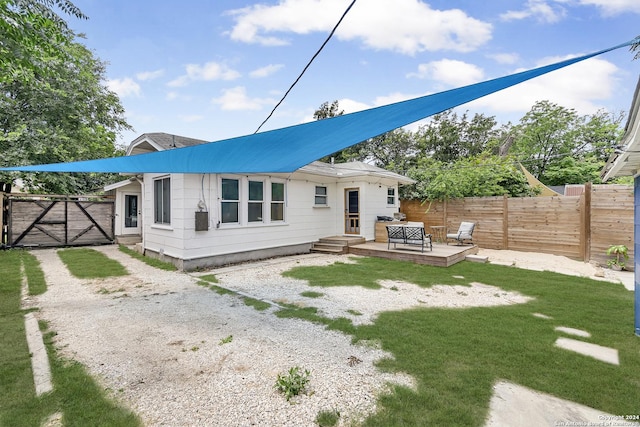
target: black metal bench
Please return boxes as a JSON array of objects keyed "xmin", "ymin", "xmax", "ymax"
[{"xmin": 386, "ymin": 225, "xmax": 433, "ymax": 253}]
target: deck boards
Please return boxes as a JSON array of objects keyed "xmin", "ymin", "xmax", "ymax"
[{"xmin": 331, "ymin": 238, "xmax": 478, "ymax": 267}]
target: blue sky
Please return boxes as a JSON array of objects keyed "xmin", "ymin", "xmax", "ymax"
[{"xmin": 68, "ymin": 0, "xmax": 640, "ymax": 146}]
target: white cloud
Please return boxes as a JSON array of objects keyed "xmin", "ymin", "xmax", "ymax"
[
  {"xmin": 136, "ymin": 69, "xmax": 164, "ymax": 81},
  {"xmin": 107, "ymin": 77, "xmax": 141, "ymax": 98},
  {"xmin": 249, "ymin": 64, "xmax": 284, "ymax": 78},
  {"xmin": 500, "ymin": 0, "xmax": 566, "ymax": 23},
  {"xmin": 576, "ymin": 0, "xmax": 640, "ymax": 15},
  {"xmin": 227, "ymin": 0, "xmax": 492, "ymax": 54},
  {"xmin": 407, "ymin": 59, "xmax": 484, "ymax": 86},
  {"xmin": 168, "ymin": 62, "xmax": 241, "ymax": 87},
  {"xmin": 211, "ymin": 86, "xmax": 275, "ymax": 111},
  {"xmin": 487, "ymin": 53, "xmax": 520, "ymax": 65},
  {"xmin": 468, "ymin": 56, "xmax": 621, "ymax": 116}
]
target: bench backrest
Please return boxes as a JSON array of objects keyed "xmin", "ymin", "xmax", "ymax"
[{"xmin": 386, "ymin": 226, "xmax": 405, "ymax": 240}]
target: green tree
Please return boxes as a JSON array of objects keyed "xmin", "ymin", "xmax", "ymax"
[
  {"xmin": 0, "ymin": 0, "xmax": 130, "ymax": 193},
  {"xmin": 416, "ymin": 110, "xmax": 501, "ymax": 163},
  {"xmin": 403, "ymin": 154, "xmax": 536, "ymax": 200},
  {"xmin": 365, "ymin": 128, "xmax": 418, "ymax": 174},
  {"xmin": 542, "ymin": 157, "xmax": 604, "ymax": 186},
  {"xmin": 509, "ymin": 101, "xmax": 623, "ymax": 184},
  {"xmin": 0, "ymin": 0, "xmax": 86, "ymax": 84},
  {"xmin": 313, "ymin": 100, "xmax": 343, "ymax": 120},
  {"xmin": 510, "ymin": 101, "xmax": 579, "ymax": 179}
]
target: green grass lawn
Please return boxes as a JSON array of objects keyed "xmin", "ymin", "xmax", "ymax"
[
  {"xmin": 4, "ymin": 248, "xmax": 637, "ymax": 426},
  {"xmin": 118, "ymin": 244, "xmax": 178, "ymax": 271},
  {"xmin": 0, "ymin": 250, "xmax": 140, "ymax": 427},
  {"xmin": 283, "ymin": 257, "xmax": 640, "ymax": 426},
  {"xmin": 58, "ymin": 247, "xmax": 128, "ymax": 278}
]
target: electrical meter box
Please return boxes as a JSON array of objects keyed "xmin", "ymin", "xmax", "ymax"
[{"xmin": 195, "ymin": 211, "xmax": 209, "ymax": 231}]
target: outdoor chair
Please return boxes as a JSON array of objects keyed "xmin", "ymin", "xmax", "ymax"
[
  {"xmin": 386, "ymin": 224, "xmax": 432, "ymax": 253},
  {"xmin": 446, "ymin": 221, "xmax": 475, "ymax": 245}
]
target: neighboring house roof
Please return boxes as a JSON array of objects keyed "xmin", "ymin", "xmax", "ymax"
[
  {"xmin": 127, "ymin": 133, "xmax": 208, "ymax": 156},
  {"xmin": 564, "ymin": 184, "xmax": 585, "ymax": 196},
  {"xmin": 602, "ymin": 76, "xmax": 640, "ymax": 180},
  {"xmin": 104, "ymin": 177, "xmax": 140, "ymax": 192},
  {"xmin": 3, "ymin": 41, "xmax": 632, "ymax": 175}
]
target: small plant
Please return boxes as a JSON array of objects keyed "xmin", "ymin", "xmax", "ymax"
[
  {"xmin": 275, "ymin": 366, "xmax": 310, "ymax": 401},
  {"xmin": 606, "ymin": 244, "xmax": 629, "ymax": 270},
  {"xmin": 315, "ymin": 408, "xmax": 340, "ymax": 426},
  {"xmin": 219, "ymin": 335, "xmax": 233, "ymax": 345}
]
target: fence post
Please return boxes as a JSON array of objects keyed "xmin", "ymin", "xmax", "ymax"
[
  {"xmin": 502, "ymin": 195, "xmax": 509, "ymax": 249},
  {"xmin": 582, "ymin": 182, "xmax": 592, "ymax": 261},
  {"xmin": 443, "ymin": 198, "xmax": 448, "ymax": 229}
]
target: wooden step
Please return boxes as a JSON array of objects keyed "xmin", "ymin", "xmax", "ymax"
[
  {"xmin": 318, "ymin": 236, "xmax": 366, "ymax": 246},
  {"xmin": 311, "ymin": 242, "xmax": 348, "ymax": 254},
  {"xmin": 116, "ymin": 235, "xmax": 142, "ymax": 245}
]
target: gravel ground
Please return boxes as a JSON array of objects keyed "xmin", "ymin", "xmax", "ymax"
[
  {"xmin": 32, "ymin": 247, "xmax": 419, "ymax": 426},
  {"xmin": 29, "ymin": 246, "xmax": 561, "ymax": 426}
]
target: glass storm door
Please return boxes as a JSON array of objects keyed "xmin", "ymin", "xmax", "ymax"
[
  {"xmin": 344, "ymin": 188, "xmax": 360, "ymax": 234},
  {"xmin": 124, "ymin": 194, "xmax": 139, "ymax": 230}
]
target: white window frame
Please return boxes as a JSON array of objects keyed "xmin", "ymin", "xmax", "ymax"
[
  {"xmin": 221, "ymin": 177, "xmax": 240, "ymax": 224},
  {"xmin": 270, "ymin": 181, "xmax": 285, "ymax": 222},
  {"xmin": 153, "ymin": 176, "xmax": 171, "ymax": 225},
  {"xmin": 248, "ymin": 179, "xmax": 264, "ymax": 223},
  {"xmin": 314, "ymin": 185, "xmax": 328, "ymax": 206},
  {"xmin": 387, "ymin": 187, "xmax": 396, "ymax": 206},
  {"xmin": 218, "ymin": 176, "xmax": 286, "ymax": 226}
]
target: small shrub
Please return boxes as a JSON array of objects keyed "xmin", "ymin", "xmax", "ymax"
[
  {"xmin": 275, "ymin": 366, "xmax": 310, "ymax": 401},
  {"xmin": 316, "ymin": 408, "xmax": 340, "ymax": 426},
  {"xmin": 219, "ymin": 335, "xmax": 233, "ymax": 345}
]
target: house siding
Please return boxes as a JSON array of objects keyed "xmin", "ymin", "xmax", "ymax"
[
  {"xmin": 139, "ymin": 170, "xmax": 404, "ymax": 269},
  {"xmin": 635, "ymin": 177, "xmax": 640, "ymax": 336}
]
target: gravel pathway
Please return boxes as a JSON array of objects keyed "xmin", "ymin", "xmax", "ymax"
[{"xmin": 31, "ymin": 247, "xmax": 421, "ymax": 427}]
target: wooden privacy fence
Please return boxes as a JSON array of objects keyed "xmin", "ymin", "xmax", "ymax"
[
  {"xmin": 401, "ymin": 183, "xmax": 634, "ymax": 268},
  {"xmin": 1, "ymin": 193, "xmax": 115, "ymax": 248}
]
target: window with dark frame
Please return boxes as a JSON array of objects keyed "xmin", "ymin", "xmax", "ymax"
[
  {"xmin": 271, "ymin": 182, "xmax": 285, "ymax": 221},
  {"xmin": 248, "ymin": 180, "xmax": 264, "ymax": 222},
  {"xmin": 221, "ymin": 178, "xmax": 239, "ymax": 223},
  {"xmin": 387, "ymin": 187, "xmax": 395, "ymax": 205},
  {"xmin": 154, "ymin": 177, "xmax": 171, "ymax": 224}
]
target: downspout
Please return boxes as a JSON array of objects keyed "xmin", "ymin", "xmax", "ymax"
[{"xmin": 136, "ymin": 176, "xmax": 145, "ymax": 249}]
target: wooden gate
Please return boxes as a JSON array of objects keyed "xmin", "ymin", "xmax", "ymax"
[{"xmin": 2, "ymin": 194, "xmax": 115, "ymax": 248}]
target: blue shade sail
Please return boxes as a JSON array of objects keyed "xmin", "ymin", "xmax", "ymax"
[{"xmin": 1, "ymin": 40, "xmax": 635, "ymax": 174}]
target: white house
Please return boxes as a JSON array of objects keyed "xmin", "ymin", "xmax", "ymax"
[
  {"xmin": 601, "ymin": 76, "xmax": 640, "ymax": 337},
  {"xmin": 106, "ymin": 133, "xmax": 414, "ymax": 270}
]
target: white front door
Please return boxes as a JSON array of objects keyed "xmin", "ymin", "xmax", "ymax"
[{"xmin": 122, "ymin": 193, "xmax": 141, "ymax": 235}]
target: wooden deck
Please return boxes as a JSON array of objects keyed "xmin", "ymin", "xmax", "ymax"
[{"xmin": 317, "ymin": 237, "xmax": 478, "ymax": 267}]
